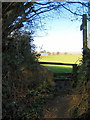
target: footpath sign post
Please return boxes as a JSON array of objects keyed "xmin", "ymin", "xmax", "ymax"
[
  {"xmin": 80, "ymin": 14, "xmax": 87, "ymax": 60},
  {"xmin": 87, "ymin": 2, "xmax": 90, "ymax": 49}
]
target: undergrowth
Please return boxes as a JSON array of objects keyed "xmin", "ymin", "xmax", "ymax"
[{"xmin": 71, "ymin": 48, "xmax": 90, "ymax": 119}]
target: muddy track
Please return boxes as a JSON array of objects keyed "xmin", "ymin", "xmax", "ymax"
[
  {"xmin": 42, "ymin": 88, "xmax": 84, "ymax": 119},
  {"xmin": 43, "ymin": 89, "xmax": 72, "ymax": 118}
]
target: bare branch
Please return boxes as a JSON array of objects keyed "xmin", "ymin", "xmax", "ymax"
[
  {"xmin": 34, "ymin": 2, "xmax": 51, "ymax": 5},
  {"xmin": 67, "ymin": 2, "xmax": 88, "ymax": 7},
  {"xmin": 62, "ymin": 4, "xmax": 82, "ymax": 16}
]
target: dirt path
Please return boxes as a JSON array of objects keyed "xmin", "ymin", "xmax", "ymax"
[
  {"xmin": 42, "ymin": 88, "xmax": 82, "ymax": 119},
  {"xmin": 43, "ymin": 90, "xmax": 72, "ymax": 118}
]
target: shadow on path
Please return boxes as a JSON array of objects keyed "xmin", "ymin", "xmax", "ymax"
[
  {"xmin": 42, "ymin": 88, "xmax": 87, "ymax": 119},
  {"xmin": 43, "ymin": 89, "xmax": 72, "ymax": 118}
]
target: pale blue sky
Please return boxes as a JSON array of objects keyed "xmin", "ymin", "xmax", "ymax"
[
  {"xmin": 34, "ymin": 16, "xmax": 83, "ymax": 53},
  {"xmin": 33, "ymin": 3, "xmax": 85, "ymax": 53}
]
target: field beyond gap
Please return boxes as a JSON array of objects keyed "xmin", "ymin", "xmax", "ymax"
[{"xmin": 39, "ymin": 54, "xmax": 82, "ymax": 73}]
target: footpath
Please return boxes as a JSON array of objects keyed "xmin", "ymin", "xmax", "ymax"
[{"xmin": 43, "ymin": 88, "xmax": 83, "ymax": 119}]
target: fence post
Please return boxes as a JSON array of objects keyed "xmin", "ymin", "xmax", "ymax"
[
  {"xmin": 73, "ymin": 64, "xmax": 78, "ymax": 79},
  {"xmin": 72, "ymin": 64, "xmax": 78, "ymax": 87}
]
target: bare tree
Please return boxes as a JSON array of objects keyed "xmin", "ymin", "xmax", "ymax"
[{"xmin": 2, "ymin": 1, "xmax": 90, "ymax": 38}]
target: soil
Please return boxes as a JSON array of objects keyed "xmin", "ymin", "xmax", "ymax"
[{"xmin": 42, "ymin": 88, "xmax": 83, "ymax": 119}]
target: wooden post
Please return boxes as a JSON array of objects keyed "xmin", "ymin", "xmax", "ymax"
[
  {"xmin": 73, "ymin": 64, "xmax": 77, "ymax": 80},
  {"xmin": 72, "ymin": 64, "xmax": 78, "ymax": 87},
  {"xmin": 82, "ymin": 14, "xmax": 87, "ymax": 60},
  {"xmin": 87, "ymin": 2, "xmax": 90, "ymax": 49}
]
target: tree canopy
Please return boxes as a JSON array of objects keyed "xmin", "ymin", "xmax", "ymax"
[{"xmin": 2, "ymin": 1, "xmax": 90, "ymax": 39}]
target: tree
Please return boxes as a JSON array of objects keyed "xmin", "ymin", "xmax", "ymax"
[
  {"xmin": 2, "ymin": 2, "xmax": 90, "ymax": 39},
  {"xmin": 57, "ymin": 51, "xmax": 60, "ymax": 55}
]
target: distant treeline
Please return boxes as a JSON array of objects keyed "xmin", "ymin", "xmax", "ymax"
[{"xmin": 37, "ymin": 51, "xmax": 81, "ymax": 55}]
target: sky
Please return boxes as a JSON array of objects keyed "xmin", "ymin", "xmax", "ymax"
[{"xmin": 33, "ymin": 4, "xmax": 84, "ymax": 53}]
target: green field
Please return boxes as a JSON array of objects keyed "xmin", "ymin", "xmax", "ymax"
[{"xmin": 39, "ymin": 54, "xmax": 82, "ymax": 73}]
